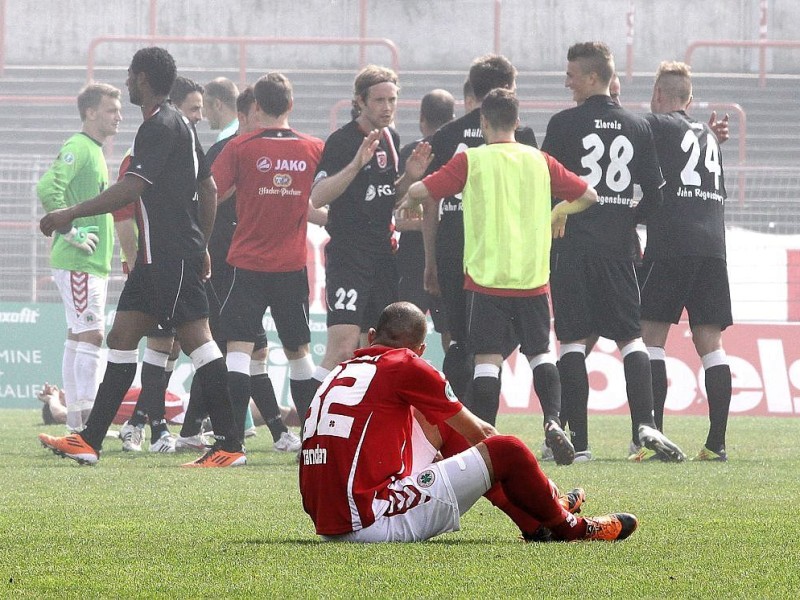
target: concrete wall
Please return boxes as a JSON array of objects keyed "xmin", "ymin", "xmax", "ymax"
[{"xmin": 4, "ymin": 0, "xmax": 799, "ymax": 73}]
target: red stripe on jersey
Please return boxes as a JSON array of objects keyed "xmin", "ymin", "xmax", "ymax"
[{"xmin": 382, "ymin": 127, "xmax": 399, "ymax": 173}]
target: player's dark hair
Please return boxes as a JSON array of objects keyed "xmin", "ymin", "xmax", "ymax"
[
  {"xmin": 254, "ymin": 73, "xmax": 292, "ymax": 117},
  {"xmin": 420, "ymin": 89, "xmax": 455, "ymax": 130},
  {"xmin": 463, "ymin": 78, "xmax": 475, "ymax": 103},
  {"xmin": 352, "ymin": 65, "xmax": 398, "ymax": 118},
  {"xmin": 374, "ymin": 302, "xmax": 427, "ymax": 349},
  {"xmin": 170, "ymin": 76, "xmax": 204, "ymax": 107},
  {"xmin": 567, "ymin": 42, "xmax": 615, "ymax": 85},
  {"xmin": 481, "ymin": 88, "xmax": 518, "ymax": 130},
  {"xmin": 77, "ymin": 83, "xmax": 120, "ymax": 121},
  {"xmin": 468, "ymin": 54, "xmax": 517, "ymax": 100},
  {"xmin": 236, "ymin": 85, "xmax": 256, "ymax": 115},
  {"xmin": 204, "ymin": 78, "xmax": 239, "ymax": 110},
  {"xmin": 130, "ymin": 47, "xmax": 177, "ymax": 97}
]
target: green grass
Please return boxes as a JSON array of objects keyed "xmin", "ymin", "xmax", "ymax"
[{"xmin": 1, "ymin": 409, "xmax": 798, "ymax": 599}]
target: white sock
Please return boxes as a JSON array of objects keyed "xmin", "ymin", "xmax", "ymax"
[
  {"xmin": 62, "ymin": 340, "xmax": 81, "ymax": 431},
  {"xmin": 74, "ymin": 342, "xmax": 102, "ymax": 414}
]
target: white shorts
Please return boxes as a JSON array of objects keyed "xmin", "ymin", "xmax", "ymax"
[
  {"xmin": 322, "ymin": 446, "xmax": 492, "ymax": 543},
  {"xmin": 52, "ymin": 269, "xmax": 108, "ymax": 334}
]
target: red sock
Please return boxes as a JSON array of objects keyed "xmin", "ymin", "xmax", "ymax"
[
  {"xmin": 484, "ymin": 484, "xmax": 543, "ymax": 537},
  {"xmin": 483, "ymin": 435, "xmax": 587, "ymax": 541}
]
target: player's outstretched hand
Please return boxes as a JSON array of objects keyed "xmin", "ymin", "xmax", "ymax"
[
  {"xmin": 709, "ymin": 111, "xmax": 730, "ymax": 144},
  {"xmin": 403, "ymin": 141, "xmax": 433, "ymax": 181},
  {"xmin": 356, "ymin": 129, "xmax": 382, "ymax": 169},
  {"xmin": 63, "ymin": 225, "xmax": 100, "ymax": 254}
]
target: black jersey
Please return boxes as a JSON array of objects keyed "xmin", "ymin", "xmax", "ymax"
[
  {"xmin": 205, "ymin": 134, "xmax": 238, "ymax": 267},
  {"xmin": 542, "ymin": 95, "xmax": 664, "ymax": 259},
  {"xmin": 427, "ymin": 108, "xmax": 537, "ymax": 259},
  {"xmin": 315, "ymin": 120, "xmax": 400, "ymax": 255},
  {"xmin": 126, "ymin": 101, "xmax": 211, "ymax": 263},
  {"xmin": 643, "ymin": 111, "xmax": 727, "ymax": 260}
]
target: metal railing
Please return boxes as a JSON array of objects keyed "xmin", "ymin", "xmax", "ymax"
[{"xmin": 684, "ymin": 39, "xmax": 800, "ymax": 88}]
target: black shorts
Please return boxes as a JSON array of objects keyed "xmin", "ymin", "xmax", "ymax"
[
  {"xmin": 325, "ymin": 244, "xmax": 398, "ymax": 331},
  {"xmin": 550, "ymin": 250, "xmax": 641, "ymax": 343},
  {"xmin": 639, "ymin": 256, "xmax": 732, "ymax": 330},
  {"xmin": 118, "ymin": 255, "xmax": 209, "ymax": 329},
  {"xmin": 465, "ymin": 291, "xmax": 551, "ymax": 357},
  {"xmin": 217, "ymin": 267, "xmax": 310, "ymax": 352}
]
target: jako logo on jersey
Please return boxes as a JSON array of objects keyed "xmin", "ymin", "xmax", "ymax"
[
  {"xmin": 62, "ymin": 153, "xmax": 75, "ymax": 165},
  {"xmin": 256, "ymin": 156, "xmax": 273, "ymax": 172},
  {"xmin": 275, "ymin": 158, "xmax": 308, "ymax": 171},
  {"xmin": 273, "ymin": 174, "xmax": 292, "ymax": 188},
  {"xmin": 364, "ymin": 184, "xmax": 394, "ymax": 202},
  {"xmin": 375, "ymin": 150, "xmax": 388, "ymax": 169}
]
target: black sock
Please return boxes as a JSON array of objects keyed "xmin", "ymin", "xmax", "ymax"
[
  {"xmin": 131, "ymin": 360, "xmax": 168, "ymax": 428},
  {"xmin": 180, "ymin": 376, "xmax": 207, "ymax": 438},
  {"xmin": 705, "ymin": 364, "xmax": 732, "ymax": 452},
  {"xmin": 442, "ymin": 342, "xmax": 470, "ymax": 402},
  {"xmin": 227, "ymin": 371, "xmax": 251, "ymax": 441},
  {"xmin": 557, "ymin": 352, "xmax": 589, "ymax": 452},
  {"xmin": 290, "ymin": 378, "xmax": 320, "ymax": 430},
  {"xmin": 81, "ymin": 361, "xmax": 137, "ymax": 450},
  {"xmin": 469, "ymin": 376, "xmax": 501, "ymax": 425},
  {"xmin": 251, "ymin": 373, "xmax": 285, "ymax": 442},
  {"xmin": 624, "ymin": 351, "xmax": 656, "ymax": 444},
  {"xmin": 195, "ymin": 358, "xmax": 241, "ymax": 451},
  {"xmin": 149, "ymin": 418, "xmax": 169, "ymax": 441},
  {"xmin": 650, "ymin": 358, "xmax": 667, "ymax": 431},
  {"xmin": 531, "ymin": 362, "xmax": 562, "ymax": 425},
  {"xmin": 266, "ymin": 416, "xmax": 288, "ymax": 442}
]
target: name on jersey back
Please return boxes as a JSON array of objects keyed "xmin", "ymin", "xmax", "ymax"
[
  {"xmin": 677, "ymin": 186, "xmax": 724, "ymax": 203},
  {"xmin": 594, "ymin": 119, "xmax": 621, "ymax": 130}
]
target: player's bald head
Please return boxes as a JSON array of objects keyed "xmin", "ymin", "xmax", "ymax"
[{"xmin": 372, "ymin": 302, "xmax": 428, "ymax": 349}]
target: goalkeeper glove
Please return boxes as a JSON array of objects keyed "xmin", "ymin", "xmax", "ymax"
[{"xmin": 62, "ymin": 225, "xmax": 100, "ymax": 254}]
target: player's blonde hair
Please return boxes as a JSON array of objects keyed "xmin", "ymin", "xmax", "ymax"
[
  {"xmin": 654, "ymin": 61, "xmax": 693, "ymax": 104},
  {"xmin": 77, "ymin": 83, "xmax": 120, "ymax": 121}
]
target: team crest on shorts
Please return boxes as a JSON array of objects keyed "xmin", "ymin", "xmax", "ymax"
[
  {"xmin": 375, "ymin": 150, "xmax": 387, "ymax": 169},
  {"xmin": 416, "ymin": 469, "xmax": 436, "ymax": 488}
]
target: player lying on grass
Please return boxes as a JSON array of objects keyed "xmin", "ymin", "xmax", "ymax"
[{"xmin": 299, "ymin": 301, "xmax": 638, "ymax": 543}]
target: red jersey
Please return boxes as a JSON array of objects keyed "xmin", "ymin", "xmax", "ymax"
[
  {"xmin": 211, "ymin": 127, "xmax": 323, "ymax": 272},
  {"xmin": 299, "ymin": 345, "xmax": 463, "ymax": 536}
]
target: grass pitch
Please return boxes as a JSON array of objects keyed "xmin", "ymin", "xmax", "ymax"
[{"xmin": 1, "ymin": 409, "xmax": 798, "ymax": 599}]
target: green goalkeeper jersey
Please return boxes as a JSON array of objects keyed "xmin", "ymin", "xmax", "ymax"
[{"xmin": 37, "ymin": 132, "xmax": 114, "ymax": 277}]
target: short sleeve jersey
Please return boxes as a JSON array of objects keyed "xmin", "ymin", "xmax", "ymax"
[
  {"xmin": 542, "ymin": 95, "xmax": 664, "ymax": 259},
  {"xmin": 204, "ymin": 134, "xmax": 238, "ymax": 269},
  {"xmin": 212, "ymin": 127, "xmax": 324, "ymax": 272},
  {"xmin": 125, "ymin": 101, "xmax": 211, "ymax": 264},
  {"xmin": 426, "ymin": 108, "xmax": 537, "ymax": 260},
  {"xmin": 643, "ymin": 111, "xmax": 727, "ymax": 260},
  {"xmin": 37, "ymin": 132, "xmax": 114, "ymax": 277},
  {"xmin": 299, "ymin": 345, "xmax": 463, "ymax": 536},
  {"xmin": 314, "ymin": 121, "xmax": 400, "ymax": 255}
]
